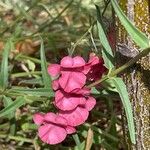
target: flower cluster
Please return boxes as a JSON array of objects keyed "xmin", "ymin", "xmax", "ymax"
[{"xmin": 33, "ymin": 54, "xmax": 106, "ymax": 145}]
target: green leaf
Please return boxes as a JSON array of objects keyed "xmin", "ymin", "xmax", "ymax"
[
  {"xmin": 0, "ymin": 96, "xmax": 25, "ymax": 118},
  {"xmin": 91, "ymin": 87, "xmax": 101, "ymax": 95},
  {"xmin": 0, "ymin": 39, "xmax": 12, "ymax": 89},
  {"xmin": 40, "ymin": 37, "xmax": 52, "ymax": 89},
  {"xmin": 96, "ymin": 5, "xmax": 115, "ymax": 70},
  {"xmin": 112, "ymin": 77, "xmax": 135, "ymax": 144},
  {"xmin": 73, "ymin": 134, "xmax": 85, "ymax": 150},
  {"xmin": 91, "ymin": 126, "xmax": 119, "ymax": 142},
  {"xmin": 102, "ymin": 79, "xmax": 118, "ymax": 92},
  {"xmin": 111, "ymin": 0, "xmax": 149, "ymax": 49},
  {"xmin": 3, "ymin": 96, "xmax": 16, "ymax": 135},
  {"xmin": 22, "ymin": 123, "xmax": 37, "ymax": 131},
  {"xmin": 19, "ymin": 78, "xmax": 43, "ymax": 86},
  {"xmin": 93, "ymin": 132, "xmax": 102, "ymax": 144},
  {"xmin": 26, "ymin": 59, "xmax": 35, "ymax": 71},
  {"xmin": 0, "ymin": 123, "xmax": 9, "ymax": 129},
  {"xmin": 102, "ymin": 141, "xmax": 117, "ymax": 150},
  {"xmin": 73, "ymin": 134, "xmax": 81, "ymax": 146},
  {"xmin": 3, "ymin": 96, "xmax": 14, "ymax": 119},
  {"xmin": 74, "ymin": 141, "xmax": 85, "ymax": 150},
  {"xmin": 9, "ymin": 88, "xmax": 54, "ymax": 97}
]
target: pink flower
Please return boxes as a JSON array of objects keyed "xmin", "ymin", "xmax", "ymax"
[
  {"xmin": 54, "ymin": 90, "xmax": 86, "ymax": 111},
  {"xmin": 47, "ymin": 64, "xmax": 60, "ymax": 77},
  {"xmin": 59, "ymin": 96, "xmax": 96, "ymax": 126},
  {"xmin": 84, "ymin": 96, "xmax": 96, "ymax": 111},
  {"xmin": 59, "ymin": 106, "xmax": 89, "ymax": 127},
  {"xmin": 59, "ymin": 71, "xmax": 86, "ymax": 93},
  {"xmin": 60, "ymin": 56, "xmax": 85, "ymax": 68},
  {"xmin": 48, "ymin": 56, "xmax": 87, "ymax": 92},
  {"xmin": 33, "ymin": 54, "xmax": 107, "ymax": 145},
  {"xmin": 33, "ymin": 112, "xmax": 76, "ymax": 145},
  {"xmin": 85, "ymin": 53, "xmax": 107, "ymax": 81},
  {"xmin": 71, "ymin": 87, "xmax": 90, "ymax": 95},
  {"xmin": 52, "ymin": 80, "xmax": 60, "ymax": 90},
  {"xmin": 33, "ymin": 113, "xmax": 44, "ymax": 125}
]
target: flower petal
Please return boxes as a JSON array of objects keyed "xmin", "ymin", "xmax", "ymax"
[
  {"xmin": 59, "ymin": 106, "xmax": 89, "ymax": 126},
  {"xmin": 72, "ymin": 56, "xmax": 85, "ymax": 67},
  {"xmin": 47, "ymin": 64, "xmax": 60, "ymax": 77},
  {"xmin": 65, "ymin": 126, "xmax": 76, "ymax": 134},
  {"xmin": 60, "ymin": 56, "xmax": 73, "ymax": 68},
  {"xmin": 55, "ymin": 90, "xmax": 86, "ymax": 111},
  {"xmin": 61, "ymin": 56, "xmax": 85, "ymax": 68},
  {"xmin": 87, "ymin": 63, "xmax": 106, "ymax": 81},
  {"xmin": 59, "ymin": 71, "xmax": 86, "ymax": 93},
  {"xmin": 33, "ymin": 113, "xmax": 44, "ymax": 125},
  {"xmin": 88, "ymin": 54, "xmax": 99, "ymax": 65},
  {"xmin": 71, "ymin": 87, "xmax": 90, "ymax": 95},
  {"xmin": 52, "ymin": 80, "xmax": 60, "ymax": 90},
  {"xmin": 38, "ymin": 124, "xmax": 67, "ymax": 145},
  {"xmin": 44, "ymin": 112, "xmax": 67, "ymax": 126},
  {"xmin": 85, "ymin": 97, "xmax": 96, "ymax": 111}
]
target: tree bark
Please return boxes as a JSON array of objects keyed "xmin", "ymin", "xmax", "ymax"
[{"xmin": 115, "ymin": 0, "xmax": 150, "ymax": 150}]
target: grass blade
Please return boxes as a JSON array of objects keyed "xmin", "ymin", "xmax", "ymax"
[
  {"xmin": 9, "ymin": 88, "xmax": 54, "ymax": 97},
  {"xmin": 0, "ymin": 96, "xmax": 25, "ymax": 118},
  {"xmin": 40, "ymin": 38, "xmax": 52, "ymax": 89},
  {"xmin": 0, "ymin": 39, "xmax": 12, "ymax": 89},
  {"xmin": 3, "ymin": 96, "xmax": 14, "ymax": 118}
]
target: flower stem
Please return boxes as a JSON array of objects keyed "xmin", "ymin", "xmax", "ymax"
[{"xmin": 88, "ymin": 47, "xmax": 150, "ymax": 88}]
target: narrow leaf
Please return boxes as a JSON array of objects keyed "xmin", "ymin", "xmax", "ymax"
[
  {"xmin": 0, "ymin": 97, "xmax": 25, "ymax": 118},
  {"xmin": 91, "ymin": 87, "xmax": 101, "ymax": 95},
  {"xmin": 40, "ymin": 38, "xmax": 52, "ymax": 89},
  {"xmin": 96, "ymin": 5, "xmax": 115, "ymax": 70},
  {"xmin": 3, "ymin": 96, "xmax": 16, "ymax": 135},
  {"xmin": 112, "ymin": 77, "xmax": 135, "ymax": 144},
  {"xmin": 3, "ymin": 96, "xmax": 14, "ymax": 118},
  {"xmin": 19, "ymin": 78, "xmax": 43, "ymax": 85},
  {"xmin": 9, "ymin": 88, "xmax": 54, "ymax": 97},
  {"xmin": 102, "ymin": 79, "xmax": 118, "ymax": 92},
  {"xmin": 91, "ymin": 126, "xmax": 119, "ymax": 142},
  {"xmin": 73, "ymin": 134, "xmax": 81, "ymax": 146},
  {"xmin": 0, "ymin": 39, "xmax": 12, "ymax": 89},
  {"xmin": 111, "ymin": 0, "xmax": 149, "ymax": 49},
  {"xmin": 22, "ymin": 123, "xmax": 37, "ymax": 131},
  {"xmin": 74, "ymin": 141, "xmax": 85, "ymax": 150},
  {"xmin": 73, "ymin": 134, "xmax": 85, "ymax": 150}
]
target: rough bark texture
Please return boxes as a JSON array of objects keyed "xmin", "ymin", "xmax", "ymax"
[{"xmin": 115, "ymin": 0, "xmax": 150, "ymax": 150}]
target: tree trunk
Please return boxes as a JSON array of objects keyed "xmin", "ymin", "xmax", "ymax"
[{"xmin": 115, "ymin": 0, "xmax": 150, "ymax": 150}]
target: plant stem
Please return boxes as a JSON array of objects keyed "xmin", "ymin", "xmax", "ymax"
[
  {"xmin": 70, "ymin": 25, "xmax": 94, "ymax": 55},
  {"xmin": 15, "ymin": 54, "xmax": 42, "ymax": 64},
  {"xmin": 88, "ymin": 47, "xmax": 150, "ymax": 88},
  {"xmin": 11, "ymin": 71, "xmax": 41, "ymax": 78},
  {"xmin": 0, "ymin": 134, "xmax": 33, "ymax": 143},
  {"xmin": 109, "ymin": 47, "xmax": 150, "ymax": 77}
]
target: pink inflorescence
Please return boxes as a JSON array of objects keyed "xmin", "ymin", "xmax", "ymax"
[{"xmin": 33, "ymin": 54, "xmax": 106, "ymax": 144}]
